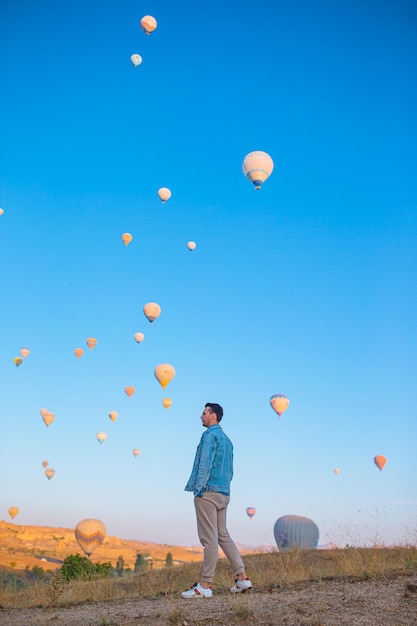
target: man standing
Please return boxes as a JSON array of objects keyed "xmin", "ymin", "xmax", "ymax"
[{"xmin": 181, "ymin": 403, "xmax": 252, "ymax": 599}]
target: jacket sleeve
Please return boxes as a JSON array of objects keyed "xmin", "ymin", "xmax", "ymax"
[{"xmin": 193, "ymin": 430, "xmax": 217, "ymax": 496}]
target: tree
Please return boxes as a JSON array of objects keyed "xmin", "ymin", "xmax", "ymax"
[
  {"xmin": 134, "ymin": 553, "xmax": 148, "ymax": 573},
  {"xmin": 165, "ymin": 552, "xmax": 173, "ymax": 568},
  {"xmin": 115, "ymin": 555, "xmax": 125, "ymax": 576}
]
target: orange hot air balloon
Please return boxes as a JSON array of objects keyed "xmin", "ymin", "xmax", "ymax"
[
  {"xmin": 122, "ymin": 232, "xmax": 133, "ymax": 246},
  {"xmin": 132, "ymin": 448, "xmax": 140, "ymax": 457},
  {"xmin": 246, "ymin": 507, "xmax": 256, "ymax": 520},
  {"xmin": 109, "ymin": 410, "xmax": 118, "ymax": 422},
  {"xmin": 86, "ymin": 338, "xmax": 97, "ymax": 350},
  {"xmin": 154, "ymin": 363, "xmax": 175, "ymax": 389},
  {"xmin": 134, "ymin": 332, "xmax": 145, "ymax": 343},
  {"xmin": 42, "ymin": 412, "xmax": 55, "ymax": 427},
  {"xmin": 42, "ymin": 460, "xmax": 49, "ymax": 468},
  {"xmin": 269, "ymin": 394, "xmax": 290, "ymax": 417},
  {"xmin": 74, "ymin": 347, "xmax": 84, "ymax": 358},
  {"xmin": 45, "ymin": 468, "xmax": 55, "ymax": 480},
  {"xmin": 157, "ymin": 187, "xmax": 171, "ymax": 203},
  {"xmin": 20, "ymin": 348, "xmax": 30, "ymax": 358},
  {"xmin": 40, "ymin": 407, "xmax": 49, "ymax": 417},
  {"xmin": 75, "ymin": 518, "xmax": 106, "ymax": 557},
  {"xmin": 140, "ymin": 15, "xmax": 157, "ymax": 35},
  {"xmin": 162, "ymin": 397, "xmax": 172, "ymax": 409},
  {"xmin": 8, "ymin": 506, "xmax": 19, "ymax": 520},
  {"xmin": 14, "ymin": 357, "xmax": 23, "ymax": 367},
  {"xmin": 143, "ymin": 302, "xmax": 161, "ymax": 323},
  {"xmin": 333, "ymin": 468, "xmax": 340, "ymax": 475},
  {"xmin": 374, "ymin": 455, "xmax": 387, "ymax": 471},
  {"xmin": 187, "ymin": 241, "xmax": 197, "ymax": 251},
  {"xmin": 125, "ymin": 386, "xmax": 135, "ymax": 397}
]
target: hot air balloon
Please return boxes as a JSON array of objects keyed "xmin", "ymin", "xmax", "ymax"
[
  {"xmin": 8, "ymin": 507, "xmax": 19, "ymax": 520},
  {"xmin": 242, "ymin": 151, "xmax": 274, "ymax": 190},
  {"xmin": 134, "ymin": 332, "xmax": 145, "ymax": 343},
  {"xmin": 143, "ymin": 302, "xmax": 161, "ymax": 323},
  {"xmin": 132, "ymin": 448, "xmax": 140, "ymax": 458},
  {"xmin": 157, "ymin": 187, "xmax": 171, "ymax": 203},
  {"xmin": 154, "ymin": 363, "xmax": 175, "ymax": 389},
  {"xmin": 270, "ymin": 394, "xmax": 290, "ymax": 417},
  {"xmin": 374, "ymin": 455, "xmax": 387, "ymax": 471},
  {"xmin": 187, "ymin": 241, "xmax": 197, "ymax": 251},
  {"xmin": 42, "ymin": 460, "xmax": 49, "ymax": 468},
  {"xmin": 121, "ymin": 233, "xmax": 133, "ymax": 246},
  {"xmin": 125, "ymin": 386, "xmax": 135, "ymax": 397},
  {"xmin": 86, "ymin": 337, "xmax": 97, "ymax": 350},
  {"xmin": 75, "ymin": 518, "xmax": 106, "ymax": 557},
  {"xmin": 246, "ymin": 507, "xmax": 256, "ymax": 520},
  {"xmin": 333, "ymin": 468, "xmax": 340, "ymax": 475},
  {"xmin": 96, "ymin": 431, "xmax": 107, "ymax": 444},
  {"xmin": 74, "ymin": 347, "xmax": 84, "ymax": 359},
  {"xmin": 274, "ymin": 515, "xmax": 319, "ymax": 551},
  {"xmin": 108, "ymin": 411, "xmax": 118, "ymax": 422},
  {"xmin": 130, "ymin": 53, "xmax": 142, "ymax": 67},
  {"xmin": 45, "ymin": 468, "xmax": 55, "ymax": 480},
  {"xmin": 0, "ymin": 208, "xmax": 4, "ymax": 216},
  {"xmin": 39, "ymin": 408, "xmax": 49, "ymax": 417},
  {"xmin": 14, "ymin": 357, "xmax": 23, "ymax": 367},
  {"xmin": 42, "ymin": 412, "xmax": 55, "ymax": 427},
  {"xmin": 140, "ymin": 15, "xmax": 157, "ymax": 35},
  {"xmin": 162, "ymin": 397, "xmax": 172, "ymax": 409},
  {"xmin": 20, "ymin": 348, "xmax": 30, "ymax": 358}
]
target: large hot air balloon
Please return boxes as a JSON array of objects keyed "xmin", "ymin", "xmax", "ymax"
[
  {"xmin": 154, "ymin": 363, "xmax": 175, "ymax": 389},
  {"xmin": 157, "ymin": 187, "xmax": 171, "ymax": 203},
  {"xmin": 162, "ymin": 397, "xmax": 172, "ymax": 409},
  {"xmin": 270, "ymin": 394, "xmax": 290, "ymax": 417},
  {"xmin": 242, "ymin": 151, "xmax": 274, "ymax": 190},
  {"xmin": 108, "ymin": 411, "xmax": 118, "ymax": 422},
  {"xmin": 42, "ymin": 412, "xmax": 55, "ymax": 427},
  {"xmin": 8, "ymin": 506, "xmax": 19, "ymax": 520},
  {"xmin": 86, "ymin": 338, "xmax": 97, "ymax": 350},
  {"xmin": 140, "ymin": 15, "xmax": 157, "ymax": 35},
  {"xmin": 121, "ymin": 233, "xmax": 133, "ymax": 246},
  {"xmin": 96, "ymin": 432, "xmax": 107, "ymax": 444},
  {"xmin": 130, "ymin": 54, "xmax": 142, "ymax": 67},
  {"xmin": 246, "ymin": 507, "xmax": 256, "ymax": 520},
  {"xmin": 132, "ymin": 448, "xmax": 140, "ymax": 458},
  {"xmin": 14, "ymin": 357, "xmax": 23, "ymax": 367},
  {"xmin": 45, "ymin": 468, "xmax": 55, "ymax": 480},
  {"xmin": 143, "ymin": 302, "xmax": 161, "ymax": 323},
  {"xmin": 274, "ymin": 515, "xmax": 319, "ymax": 551},
  {"xmin": 134, "ymin": 332, "xmax": 145, "ymax": 343},
  {"xmin": 75, "ymin": 518, "xmax": 106, "ymax": 557},
  {"xmin": 74, "ymin": 347, "xmax": 84, "ymax": 359},
  {"xmin": 20, "ymin": 348, "xmax": 30, "ymax": 358},
  {"xmin": 374, "ymin": 455, "xmax": 387, "ymax": 471},
  {"xmin": 125, "ymin": 386, "xmax": 135, "ymax": 397},
  {"xmin": 42, "ymin": 460, "xmax": 49, "ymax": 468},
  {"xmin": 187, "ymin": 241, "xmax": 196, "ymax": 251}
]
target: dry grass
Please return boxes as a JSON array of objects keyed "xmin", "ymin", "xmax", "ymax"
[{"xmin": 0, "ymin": 546, "xmax": 416, "ymax": 610}]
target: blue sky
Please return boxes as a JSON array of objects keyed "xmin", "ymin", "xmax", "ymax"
[{"xmin": 1, "ymin": 0, "xmax": 416, "ymax": 550}]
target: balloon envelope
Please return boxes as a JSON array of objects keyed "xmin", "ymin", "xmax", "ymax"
[
  {"xmin": 140, "ymin": 15, "xmax": 157, "ymax": 35},
  {"xmin": 14, "ymin": 357, "xmax": 23, "ymax": 367},
  {"xmin": 75, "ymin": 518, "xmax": 106, "ymax": 557},
  {"xmin": 374, "ymin": 455, "xmax": 387, "ymax": 471},
  {"xmin": 270, "ymin": 394, "xmax": 290, "ymax": 416},
  {"xmin": 157, "ymin": 187, "xmax": 171, "ymax": 203},
  {"xmin": 86, "ymin": 338, "xmax": 97, "ymax": 350},
  {"xmin": 45, "ymin": 468, "xmax": 55, "ymax": 480},
  {"xmin": 132, "ymin": 448, "xmax": 140, "ymax": 457},
  {"xmin": 20, "ymin": 348, "xmax": 30, "ymax": 358},
  {"xmin": 130, "ymin": 53, "xmax": 142, "ymax": 67},
  {"xmin": 246, "ymin": 507, "xmax": 256, "ymax": 520},
  {"xmin": 154, "ymin": 363, "xmax": 175, "ymax": 389},
  {"xmin": 108, "ymin": 411, "xmax": 118, "ymax": 422},
  {"xmin": 74, "ymin": 347, "xmax": 84, "ymax": 358},
  {"xmin": 134, "ymin": 332, "xmax": 145, "ymax": 343},
  {"xmin": 8, "ymin": 506, "xmax": 19, "ymax": 520},
  {"xmin": 121, "ymin": 233, "xmax": 133, "ymax": 246},
  {"xmin": 333, "ymin": 468, "xmax": 340, "ymax": 475},
  {"xmin": 162, "ymin": 397, "xmax": 172, "ymax": 409},
  {"xmin": 96, "ymin": 431, "xmax": 107, "ymax": 444},
  {"xmin": 274, "ymin": 515, "xmax": 319, "ymax": 551},
  {"xmin": 42, "ymin": 460, "xmax": 49, "ymax": 468},
  {"xmin": 125, "ymin": 386, "xmax": 135, "ymax": 397},
  {"xmin": 242, "ymin": 151, "xmax": 274, "ymax": 189},
  {"xmin": 143, "ymin": 302, "xmax": 161, "ymax": 323},
  {"xmin": 187, "ymin": 241, "xmax": 197, "ymax": 251},
  {"xmin": 42, "ymin": 412, "xmax": 55, "ymax": 427}
]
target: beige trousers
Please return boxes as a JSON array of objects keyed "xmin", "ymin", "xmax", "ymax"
[{"xmin": 194, "ymin": 492, "xmax": 245, "ymax": 583}]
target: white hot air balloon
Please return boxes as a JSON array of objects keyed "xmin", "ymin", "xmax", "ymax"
[
  {"xmin": 96, "ymin": 431, "xmax": 108, "ymax": 444},
  {"xmin": 157, "ymin": 188, "xmax": 171, "ymax": 204},
  {"xmin": 130, "ymin": 54, "xmax": 142, "ymax": 67},
  {"xmin": 134, "ymin": 332, "xmax": 145, "ymax": 343},
  {"xmin": 187, "ymin": 241, "xmax": 197, "ymax": 251},
  {"xmin": 242, "ymin": 151, "xmax": 274, "ymax": 190}
]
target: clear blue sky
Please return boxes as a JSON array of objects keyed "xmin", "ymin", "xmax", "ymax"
[{"xmin": 1, "ymin": 0, "xmax": 416, "ymax": 550}]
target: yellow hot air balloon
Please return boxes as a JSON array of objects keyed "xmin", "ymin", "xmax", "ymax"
[
  {"xmin": 154, "ymin": 363, "xmax": 175, "ymax": 389},
  {"xmin": 108, "ymin": 410, "xmax": 118, "ymax": 422},
  {"xmin": 125, "ymin": 386, "xmax": 135, "ymax": 397},
  {"xmin": 45, "ymin": 468, "xmax": 55, "ymax": 480},
  {"xmin": 86, "ymin": 337, "xmax": 97, "ymax": 350},
  {"xmin": 242, "ymin": 151, "xmax": 274, "ymax": 190},
  {"xmin": 143, "ymin": 302, "xmax": 161, "ymax": 323},
  {"xmin": 134, "ymin": 332, "xmax": 145, "ymax": 343},
  {"xmin": 74, "ymin": 347, "xmax": 84, "ymax": 358},
  {"xmin": 96, "ymin": 431, "xmax": 107, "ymax": 444},
  {"xmin": 14, "ymin": 357, "xmax": 23, "ymax": 367},
  {"xmin": 75, "ymin": 518, "xmax": 106, "ymax": 557},
  {"xmin": 140, "ymin": 15, "xmax": 157, "ymax": 35},
  {"xmin": 270, "ymin": 394, "xmax": 290, "ymax": 417},
  {"xmin": 162, "ymin": 397, "xmax": 172, "ymax": 409},
  {"xmin": 8, "ymin": 506, "xmax": 19, "ymax": 520},
  {"xmin": 20, "ymin": 348, "xmax": 30, "ymax": 358},
  {"xmin": 42, "ymin": 460, "xmax": 49, "ymax": 468},
  {"xmin": 42, "ymin": 412, "xmax": 55, "ymax": 427},
  {"xmin": 132, "ymin": 448, "xmax": 140, "ymax": 457},
  {"xmin": 121, "ymin": 232, "xmax": 133, "ymax": 246},
  {"xmin": 157, "ymin": 187, "xmax": 171, "ymax": 203},
  {"xmin": 374, "ymin": 455, "xmax": 387, "ymax": 471},
  {"xmin": 130, "ymin": 53, "xmax": 142, "ymax": 67},
  {"xmin": 187, "ymin": 241, "xmax": 197, "ymax": 251}
]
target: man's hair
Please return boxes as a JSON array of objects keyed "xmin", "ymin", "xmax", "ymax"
[{"xmin": 205, "ymin": 403, "xmax": 224, "ymax": 423}]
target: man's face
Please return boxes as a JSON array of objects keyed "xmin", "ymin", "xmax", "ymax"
[{"xmin": 200, "ymin": 407, "xmax": 216, "ymax": 428}]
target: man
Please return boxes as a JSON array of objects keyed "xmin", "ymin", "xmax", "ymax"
[{"xmin": 181, "ymin": 402, "xmax": 252, "ymax": 599}]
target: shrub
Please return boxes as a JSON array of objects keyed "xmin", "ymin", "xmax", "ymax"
[{"xmin": 60, "ymin": 554, "xmax": 112, "ymax": 582}]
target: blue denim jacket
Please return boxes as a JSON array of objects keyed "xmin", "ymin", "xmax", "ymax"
[{"xmin": 184, "ymin": 424, "xmax": 233, "ymax": 497}]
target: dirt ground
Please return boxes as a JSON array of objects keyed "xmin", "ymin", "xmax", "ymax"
[{"xmin": 1, "ymin": 574, "xmax": 416, "ymax": 626}]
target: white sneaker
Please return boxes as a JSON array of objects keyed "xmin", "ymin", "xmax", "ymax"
[
  {"xmin": 230, "ymin": 577, "xmax": 253, "ymax": 593},
  {"xmin": 181, "ymin": 582, "xmax": 213, "ymax": 599}
]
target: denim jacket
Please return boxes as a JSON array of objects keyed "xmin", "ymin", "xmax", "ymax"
[{"xmin": 184, "ymin": 424, "xmax": 233, "ymax": 496}]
